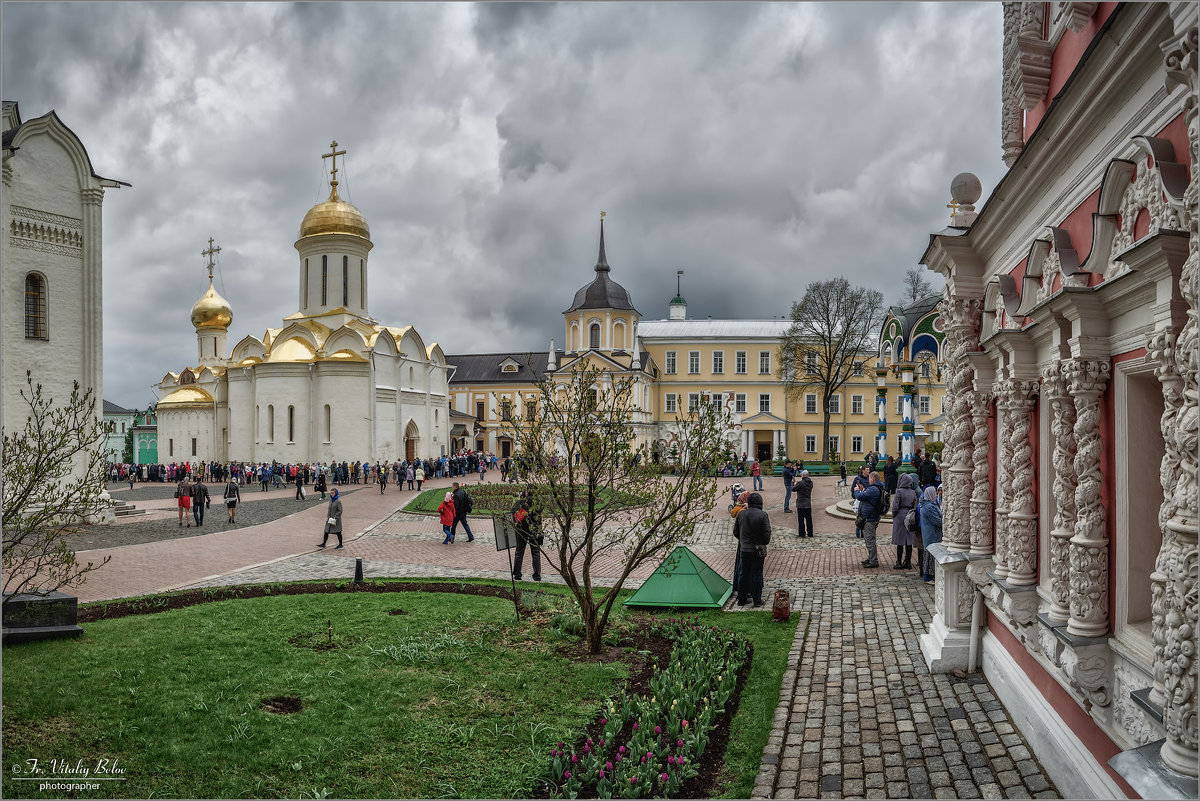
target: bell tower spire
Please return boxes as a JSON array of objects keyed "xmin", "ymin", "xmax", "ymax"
[{"xmin": 595, "ymin": 211, "xmax": 610, "ymax": 273}]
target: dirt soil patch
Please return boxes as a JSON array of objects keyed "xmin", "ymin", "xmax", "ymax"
[{"xmin": 259, "ymin": 695, "xmax": 303, "ymax": 715}]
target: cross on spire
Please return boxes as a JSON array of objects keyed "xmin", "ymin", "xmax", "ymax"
[
  {"xmin": 201, "ymin": 237, "xmax": 221, "ymax": 280},
  {"xmin": 323, "ymin": 140, "xmax": 347, "ymax": 199},
  {"xmin": 946, "ymin": 199, "xmax": 961, "ymax": 222}
]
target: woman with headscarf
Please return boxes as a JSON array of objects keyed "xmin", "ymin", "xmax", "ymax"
[
  {"xmin": 438, "ymin": 491, "xmax": 457, "ymax": 544},
  {"xmin": 918, "ymin": 485, "xmax": 943, "ymax": 582},
  {"xmin": 890, "ymin": 473, "xmax": 918, "ymax": 569},
  {"xmin": 318, "ymin": 488, "xmax": 344, "ymax": 549}
]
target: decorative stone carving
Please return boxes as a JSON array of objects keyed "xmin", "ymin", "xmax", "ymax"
[
  {"xmin": 1148, "ymin": 330, "xmax": 1183, "ymax": 705},
  {"xmin": 1156, "ymin": 22, "xmax": 1198, "ymax": 776},
  {"xmin": 1014, "ymin": 3, "xmax": 1053, "ymax": 111},
  {"xmin": 940, "ymin": 293, "xmax": 982, "ymax": 552},
  {"xmin": 1005, "ymin": 379, "xmax": 1041, "ymax": 586},
  {"xmin": 1043, "ymin": 363, "xmax": 1078, "ymax": 623},
  {"xmin": 992, "ymin": 377, "xmax": 1014, "ymax": 579},
  {"xmin": 1113, "ymin": 665, "xmax": 1158, "ymax": 748},
  {"xmin": 1055, "ymin": 2, "xmax": 1098, "ymax": 34},
  {"xmin": 1001, "ymin": 3, "xmax": 1026, "ymax": 167},
  {"xmin": 957, "ymin": 574, "xmax": 975, "ymax": 627},
  {"xmin": 1108, "ymin": 154, "xmax": 1186, "ymax": 278},
  {"xmin": 1065, "ymin": 358, "xmax": 1112, "ymax": 638},
  {"xmin": 1061, "ymin": 644, "xmax": 1112, "ymax": 711},
  {"xmin": 968, "ymin": 394, "xmax": 995, "ymax": 555},
  {"xmin": 1039, "ymin": 623, "xmax": 1064, "ymax": 666}
]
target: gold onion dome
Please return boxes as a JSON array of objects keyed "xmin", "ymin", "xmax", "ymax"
[
  {"xmin": 191, "ymin": 277, "xmax": 233, "ymax": 330},
  {"xmin": 298, "ymin": 186, "xmax": 370, "ymax": 240}
]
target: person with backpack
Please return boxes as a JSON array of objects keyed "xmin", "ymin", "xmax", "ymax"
[
  {"xmin": 450, "ymin": 482, "xmax": 475, "ymax": 542},
  {"xmin": 851, "ymin": 465, "xmax": 870, "ymax": 538},
  {"xmin": 853, "ymin": 471, "xmax": 885, "ymax": 568},
  {"xmin": 794, "ymin": 469, "xmax": 815, "ymax": 538},
  {"xmin": 890, "ymin": 473, "xmax": 919, "ymax": 570},
  {"xmin": 510, "ymin": 487, "xmax": 542, "ymax": 582}
]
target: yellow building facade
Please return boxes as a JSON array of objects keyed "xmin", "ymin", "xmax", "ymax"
[{"xmin": 447, "ymin": 221, "xmax": 946, "ymax": 467}]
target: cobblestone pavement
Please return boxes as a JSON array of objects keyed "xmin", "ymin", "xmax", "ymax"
[{"xmin": 752, "ymin": 574, "xmax": 1060, "ymax": 800}]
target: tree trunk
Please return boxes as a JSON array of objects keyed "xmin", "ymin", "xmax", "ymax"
[
  {"xmin": 821, "ymin": 409, "xmax": 832, "ymax": 462},
  {"xmin": 585, "ymin": 614, "xmax": 604, "ymax": 654}
]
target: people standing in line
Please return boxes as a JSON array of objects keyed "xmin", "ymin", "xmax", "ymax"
[
  {"xmin": 510, "ymin": 487, "xmax": 542, "ymax": 582},
  {"xmin": 223, "ymin": 476, "xmax": 241, "ymax": 523},
  {"xmin": 883, "ymin": 455, "xmax": 899, "ymax": 497},
  {"xmin": 911, "ymin": 450, "xmax": 924, "ymax": 482},
  {"xmin": 450, "ymin": 482, "xmax": 475, "ymax": 542},
  {"xmin": 260, "ymin": 465, "xmax": 270, "ymax": 492},
  {"xmin": 794, "ymin": 469, "xmax": 814, "ymax": 538},
  {"xmin": 192, "ymin": 477, "xmax": 209, "ymax": 527},
  {"xmin": 733, "ymin": 492, "xmax": 771, "ymax": 607},
  {"xmin": 405, "ymin": 464, "xmax": 415, "ymax": 490},
  {"xmin": 318, "ymin": 489, "xmax": 344, "ymax": 549},
  {"xmin": 918, "ymin": 486, "xmax": 943, "ymax": 582},
  {"xmin": 851, "ymin": 466, "xmax": 870, "ymax": 538},
  {"xmin": 438, "ymin": 492, "xmax": 457, "ymax": 544},
  {"xmin": 415, "ymin": 463, "xmax": 425, "ymax": 492},
  {"xmin": 781, "ymin": 460, "xmax": 796, "ymax": 513},
  {"xmin": 750, "ymin": 459, "xmax": 763, "ymax": 492},
  {"xmin": 176, "ymin": 474, "xmax": 194, "ymax": 528},
  {"xmin": 853, "ymin": 471, "xmax": 885, "ymax": 568},
  {"xmin": 890, "ymin": 473, "xmax": 918, "ymax": 570}
]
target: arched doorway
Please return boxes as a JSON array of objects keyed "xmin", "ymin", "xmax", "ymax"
[{"xmin": 404, "ymin": 420, "xmax": 419, "ymax": 462}]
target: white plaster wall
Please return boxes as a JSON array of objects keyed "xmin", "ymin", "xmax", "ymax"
[{"xmin": 157, "ymin": 408, "xmax": 215, "ymax": 464}]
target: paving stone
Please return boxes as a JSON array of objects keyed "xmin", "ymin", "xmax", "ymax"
[
  {"xmin": 1025, "ymin": 774, "xmax": 1052, "ymax": 793},
  {"xmin": 910, "ymin": 783, "xmax": 933, "ymax": 799},
  {"xmin": 1005, "ymin": 786, "xmax": 1032, "ymax": 799},
  {"xmin": 886, "ymin": 781, "xmax": 909, "ymax": 796},
  {"xmin": 993, "ymin": 757, "xmax": 1015, "ymax": 773},
  {"xmin": 821, "ymin": 774, "xmax": 842, "ymax": 792},
  {"xmin": 996, "ymin": 769, "xmax": 1022, "ymax": 788},
  {"xmin": 933, "ymin": 788, "xmax": 958, "ymax": 799},
  {"xmin": 842, "ymin": 778, "xmax": 865, "ymax": 796},
  {"xmin": 979, "ymin": 783, "xmax": 1005, "ymax": 799}
]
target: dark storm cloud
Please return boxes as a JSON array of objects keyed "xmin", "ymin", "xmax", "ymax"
[{"xmin": 2, "ymin": 2, "xmax": 1002, "ymax": 408}]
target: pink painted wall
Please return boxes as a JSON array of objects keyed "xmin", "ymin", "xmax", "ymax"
[{"xmin": 1025, "ymin": 2, "xmax": 1120, "ymax": 137}]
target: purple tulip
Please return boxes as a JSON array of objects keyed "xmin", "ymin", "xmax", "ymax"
[
  {"xmin": 631, "ymin": 777, "xmax": 637, "ymax": 785},
  {"xmin": 619, "ymin": 745, "xmax": 625, "ymax": 754},
  {"xmin": 564, "ymin": 770, "xmax": 571, "ymax": 779},
  {"xmin": 606, "ymin": 761, "xmax": 613, "ymax": 771},
  {"xmin": 584, "ymin": 744, "xmax": 590, "ymax": 754},
  {"xmin": 633, "ymin": 722, "xmax": 638, "ymax": 731},
  {"xmin": 661, "ymin": 773, "xmax": 668, "ymax": 782},
  {"xmin": 654, "ymin": 726, "xmax": 661, "ymax": 735},
  {"xmin": 677, "ymin": 739, "xmax": 684, "ymax": 747},
  {"xmin": 571, "ymin": 754, "xmax": 577, "ymax": 763},
  {"xmin": 601, "ymin": 718, "xmax": 607, "ymax": 725},
  {"xmin": 641, "ymin": 755, "xmax": 646, "ymax": 763}
]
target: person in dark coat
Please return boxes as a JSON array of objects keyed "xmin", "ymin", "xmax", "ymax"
[
  {"xmin": 918, "ymin": 457, "xmax": 939, "ymax": 489},
  {"xmin": 223, "ymin": 477, "xmax": 241, "ymax": 523},
  {"xmin": 851, "ymin": 466, "xmax": 870, "ymax": 538},
  {"xmin": 511, "ymin": 488, "xmax": 542, "ymax": 582},
  {"xmin": 918, "ymin": 486, "xmax": 943, "ymax": 581},
  {"xmin": 781, "ymin": 461, "xmax": 796, "ymax": 513},
  {"xmin": 318, "ymin": 489, "xmax": 344, "ymax": 549},
  {"xmin": 883, "ymin": 456, "xmax": 899, "ymax": 495},
  {"xmin": 890, "ymin": 473, "xmax": 918, "ymax": 569},
  {"xmin": 733, "ymin": 492, "xmax": 771, "ymax": 606},
  {"xmin": 192, "ymin": 478, "xmax": 210, "ymax": 527},
  {"xmin": 793, "ymin": 469, "xmax": 815, "ymax": 538},
  {"xmin": 853, "ymin": 472, "xmax": 885, "ymax": 568},
  {"xmin": 450, "ymin": 482, "xmax": 475, "ymax": 542}
]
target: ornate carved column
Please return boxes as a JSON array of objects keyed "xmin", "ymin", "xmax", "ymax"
[
  {"xmin": 940, "ymin": 294, "xmax": 982, "ymax": 551},
  {"xmin": 992, "ymin": 375, "xmax": 1014, "ymax": 579},
  {"xmin": 875, "ymin": 364, "xmax": 889, "ymax": 458},
  {"xmin": 967, "ymin": 390, "xmax": 995, "ymax": 556},
  {"xmin": 1065, "ymin": 358, "xmax": 1112, "ymax": 638},
  {"xmin": 1005, "ymin": 379, "xmax": 1041, "ymax": 586},
  {"xmin": 1042, "ymin": 362, "xmax": 1078, "ymax": 623},
  {"xmin": 900, "ymin": 362, "xmax": 915, "ymax": 465}
]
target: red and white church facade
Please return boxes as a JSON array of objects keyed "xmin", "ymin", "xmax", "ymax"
[{"xmin": 916, "ymin": 3, "xmax": 1196, "ymax": 798}]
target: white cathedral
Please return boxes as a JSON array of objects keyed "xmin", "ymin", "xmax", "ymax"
[{"xmin": 155, "ymin": 143, "xmax": 451, "ymax": 465}]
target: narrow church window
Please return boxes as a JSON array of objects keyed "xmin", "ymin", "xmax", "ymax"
[
  {"xmin": 24, "ymin": 273, "xmax": 47, "ymax": 340},
  {"xmin": 191, "ymin": 438, "xmax": 197, "ymax": 457},
  {"xmin": 288, "ymin": 405, "xmax": 295, "ymax": 442},
  {"xmin": 321, "ymin": 256, "xmax": 328, "ymax": 305},
  {"xmin": 360, "ymin": 260, "xmax": 365, "ymax": 308},
  {"xmin": 589, "ymin": 323, "xmax": 601, "ymax": 349},
  {"xmin": 303, "ymin": 258, "xmax": 309, "ymax": 306},
  {"xmin": 324, "ymin": 404, "xmax": 332, "ymax": 442},
  {"xmin": 342, "ymin": 256, "xmax": 349, "ymax": 306},
  {"xmin": 268, "ymin": 405, "xmax": 275, "ymax": 442}
]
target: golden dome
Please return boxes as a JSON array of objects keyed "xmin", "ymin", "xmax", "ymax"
[
  {"xmin": 158, "ymin": 385, "xmax": 214, "ymax": 406},
  {"xmin": 298, "ymin": 187, "xmax": 370, "ymax": 240},
  {"xmin": 191, "ymin": 278, "xmax": 233, "ymax": 330}
]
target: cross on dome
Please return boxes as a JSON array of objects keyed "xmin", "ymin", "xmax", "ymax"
[
  {"xmin": 322, "ymin": 140, "xmax": 347, "ymax": 200},
  {"xmin": 201, "ymin": 236, "xmax": 221, "ymax": 280}
]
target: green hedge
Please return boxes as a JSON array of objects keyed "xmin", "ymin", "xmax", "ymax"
[{"xmin": 402, "ymin": 484, "xmax": 645, "ymax": 517}]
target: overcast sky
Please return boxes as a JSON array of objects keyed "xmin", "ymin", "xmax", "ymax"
[{"xmin": 3, "ymin": 2, "xmax": 1006, "ymax": 409}]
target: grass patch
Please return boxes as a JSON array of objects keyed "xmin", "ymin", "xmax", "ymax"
[
  {"xmin": 2, "ymin": 591, "xmax": 628, "ymax": 799},
  {"xmin": 402, "ymin": 483, "xmax": 645, "ymax": 517}
]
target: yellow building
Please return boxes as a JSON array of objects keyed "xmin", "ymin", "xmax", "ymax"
[{"xmin": 446, "ymin": 220, "xmax": 946, "ymax": 467}]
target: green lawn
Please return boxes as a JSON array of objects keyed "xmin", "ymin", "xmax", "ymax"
[{"xmin": 2, "ymin": 585, "xmax": 800, "ymax": 799}]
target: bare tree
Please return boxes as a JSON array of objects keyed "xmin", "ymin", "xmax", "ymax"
[
  {"xmin": 504, "ymin": 364, "xmax": 729, "ymax": 653},
  {"xmin": 779, "ymin": 278, "xmax": 884, "ymax": 462},
  {"xmin": 3, "ymin": 372, "xmax": 112, "ymax": 604},
  {"xmin": 900, "ymin": 266, "xmax": 934, "ymax": 306}
]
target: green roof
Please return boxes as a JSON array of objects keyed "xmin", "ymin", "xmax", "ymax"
[
  {"xmin": 623, "ymin": 546, "xmax": 732, "ymax": 608},
  {"xmin": 669, "ymin": 295, "xmax": 687, "ymax": 304}
]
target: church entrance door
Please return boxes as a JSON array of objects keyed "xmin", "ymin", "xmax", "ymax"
[
  {"xmin": 756, "ymin": 441, "xmax": 771, "ymax": 462},
  {"xmin": 405, "ymin": 438, "xmax": 415, "ymax": 462}
]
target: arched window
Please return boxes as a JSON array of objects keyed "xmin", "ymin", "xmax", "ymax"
[
  {"xmin": 342, "ymin": 255, "xmax": 349, "ymax": 306},
  {"xmin": 288, "ymin": 405, "xmax": 295, "ymax": 442},
  {"xmin": 409, "ymin": 366, "xmax": 414, "ymax": 387},
  {"xmin": 303, "ymin": 258, "xmax": 309, "ymax": 306},
  {"xmin": 360, "ymin": 259, "xmax": 365, "ymax": 308},
  {"xmin": 24, "ymin": 273, "xmax": 47, "ymax": 339},
  {"xmin": 267, "ymin": 405, "xmax": 275, "ymax": 442},
  {"xmin": 589, "ymin": 323, "xmax": 601, "ymax": 349},
  {"xmin": 324, "ymin": 404, "xmax": 332, "ymax": 442},
  {"xmin": 321, "ymin": 256, "xmax": 328, "ymax": 305}
]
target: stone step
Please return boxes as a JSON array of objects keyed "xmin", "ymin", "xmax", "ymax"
[{"xmin": 113, "ymin": 507, "xmax": 146, "ymax": 517}]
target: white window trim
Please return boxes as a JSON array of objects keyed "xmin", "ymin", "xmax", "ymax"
[
  {"xmin": 805, "ymin": 393, "xmax": 817, "ymax": 415},
  {"xmin": 852, "ymin": 394, "xmax": 864, "ymax": 415}
]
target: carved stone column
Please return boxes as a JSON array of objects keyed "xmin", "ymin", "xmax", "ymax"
[
  {"xmin": 1042, "ymin": 362, "xmax": 1078, "ymax": 624},
  {"xmin": 992, "ymin": 376, "xmax": 1014, "ymax": 579},
  {"xmin": 941, "ymin": 294, "xmax": 982, "ymax": 552},
  {"xmin": 1005, "ymin": 379, "xmax": 1041, "ymax": 586},
  {"xmin": 967, "ymin": 391, "xmax": 995, "ymax": 556},
  {"xmin": 1065, "ymin": 358, "xmax": 1112, "ymax": 638}
]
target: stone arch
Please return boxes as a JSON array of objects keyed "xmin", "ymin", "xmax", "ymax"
[{"xmin": 404, "ymin": 419, "xmax": 420, "ymax": 462}]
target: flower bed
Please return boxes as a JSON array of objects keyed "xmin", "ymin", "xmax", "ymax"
[{"xmin": 547, "ymin": 615, "xmax": 749, "ymax": 798}]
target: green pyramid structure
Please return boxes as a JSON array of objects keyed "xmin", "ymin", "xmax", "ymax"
[{"xmin": 623, "ymin": 546, "xmax": 732, "ymax": 608}]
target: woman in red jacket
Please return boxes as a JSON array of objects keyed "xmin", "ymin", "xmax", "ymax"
[{"xmin": 438, "ymin": 492, "xmax": 457, "ymax": 544}]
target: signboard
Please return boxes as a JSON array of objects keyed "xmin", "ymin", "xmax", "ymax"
[{"xmin": 493, "ymin": 513, "xmax": 519, "ymax": 551}]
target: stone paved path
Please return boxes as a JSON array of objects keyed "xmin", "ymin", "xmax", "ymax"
[
  {"xmin": 752, "ymin": 574, "xmax": 1059, "ymax": 800},
  {"xmin": 56, "ymin": 474, "xmax": 1061, "ymax": 799}
]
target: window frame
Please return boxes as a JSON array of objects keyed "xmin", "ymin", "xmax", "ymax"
[
  {"xmin": 758, "ymin": 393, "xmax": 771, "ymax": 413},
  {"xmin": 805, "ymin": 393, "xmax": 818, "ymax": 415},
  {"xmin": 851, "ymin": 394, "xmax": 864, "ymax": 415},
  {"xmin": 828, "ymin": 394, "xmax": 841, "ymax": 415},
  {"xmin": 687, "ymin": 393, "xmax": 700, "ymax": 412},
  {"xmin": 735, "ymin": 351, "xmax": 747, "ymax": 374},
  {"xmin": 712, "ymin": 351, "xmax": 724, "ymax": 374},
  {"xmin": 664, "ymin": 393, "xmax": 677, "ymax": 413},
  {"xmin": 735, "ymin": 393, "xmax": 747, "ymax": 414},
  {"xmin": 688, "ymin": 351, "xmax": 700, "ymax": 374},
  {"xmin": 665, "ymin": 351, "xmax": 677, "ymax": 374},
  {"xmin": 804, "ymin": 435, "xmax": 816, "ymax": 453},
  {"xmin": 759, "ymin": 351, "xmax": 771, "ymax": 374},
  {"xmin": 24, "ymin": 272, "xmax": 48, "ymax": 340},
  {"xmin": 851, "ymin": 435, "xmax": 863, "ymax": 453}
]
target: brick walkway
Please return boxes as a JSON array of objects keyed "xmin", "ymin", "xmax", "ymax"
[{"xmin": 56, "ymin": 474, "xmax": 1060, "ymax": 799}]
